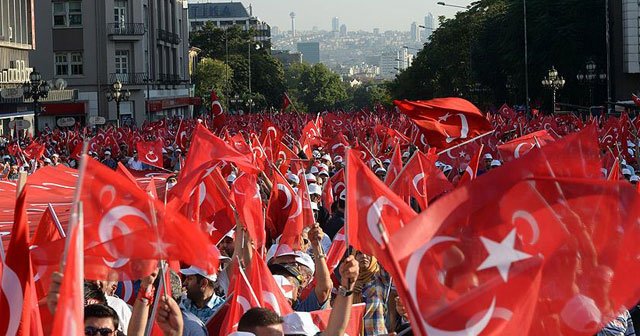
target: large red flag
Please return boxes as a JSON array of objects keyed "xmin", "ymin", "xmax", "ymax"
[
  {"xmin": 384, "ymin": 143, "xmax": 403, "ymax": 186},
  {"xmin": 265, "ymin": 170, "xmax": 299, "ymax": 241},
  {"xmin": 309, "ymin": 303, "xmax": 366, "ymax": 336},
  {"xmin": 80, "ymin": 157, "xmax": 220, "ymax": 280},
  {"xmin": 172, "ymin": 124, "xmax": 258, "ymax": 203},
  {"xmin": 30, "ymin": 205, "xmax": 64, "ymax": 300},
  {"xmin": 232, "ymin": 173, "xmax": 266, "ymax": 251},
  {"xmin": 345, "ymin": 148, "xmax": 417, "ymax": 271},
  {"xmin": 0, "ymin": 188, "xmax": 43, "ymax": 335},
  {"xmin": 394, "ymin": 98, "xmax": 493, "ymax": 149},
  {"xmin": 137, "ymin": 139, "xmax": 164, "ymax": 168},
  {"xmin": 497, "ymin": 130, "xmax": 555, "ymax": 162},
  {"xmin": 50, "ymin": 208, "xmax": 83, "ymax": 336},
  {"xmin": 219, "ymin": 265, "xmax": 261, "ymax": 335},
  {"xmin": 390, "ymin": 151, "xmax": 452, "ymax": 210}
]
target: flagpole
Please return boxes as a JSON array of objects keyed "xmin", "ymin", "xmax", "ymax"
[
  {"xmin": 436, "ymin": 130, "xmax": 496, "ymax": 156},
  {"xmin": 144, "ymin": 260, "xmax": 167, "ymax": 336},
  {"xmin": 60, "ymin": 140, "xmax": 89, "ymax": 271},
  {"xmin": 48, "ymin": 203, "xmax": 66, "ymax": 238},
  {"xmin": 389, "ymin": 150, "xmax": 419, "ymax": 190}
]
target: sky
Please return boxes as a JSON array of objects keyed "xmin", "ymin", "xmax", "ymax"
[{"xmin": 188, "ymin": 0, "xmax": 470, "ymax": 32}]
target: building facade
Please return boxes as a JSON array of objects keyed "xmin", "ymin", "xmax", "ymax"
[
  {"xmin": 188, "ymin": 2, "xmax": 271, "ymax": 43},
  {"xmin": 410, "ymin": 22, "xmax": 420, "ymax": 42},
  {"xmin": 424, "ymin": 13, "xmax": 434, "ymax": 41},
  {"xmin": 0, "ymin": 0, "xmax": 36, "ymax": 134},
  {"xmin": 29, "ymin": 0, "xmax": 195, "ymax": 129},
  {"xmin": 611, "ymin": 0, "xmax": 640, "ymax": 104},
  {"xmin": 297, "ymin": 42, "xmax": 320, "ymax": 64}
]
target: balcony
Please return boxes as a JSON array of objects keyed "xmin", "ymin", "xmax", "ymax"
[
  {"xmin": 107, "ymin": 23, "xmax": 145, "ymax": 41},
  {"xmin": 108, "ymin": 72, "xmax": 148, "ymax": 85},
  {"xmin": 157, "ymin": 29, "xmax": 182, "ymax": 45},
  {"xmin": 159, "ymin": 73, "xmax": 182, "ymax": 85}
]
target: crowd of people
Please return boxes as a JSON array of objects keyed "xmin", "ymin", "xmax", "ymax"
[{"xmin": 2, "ymin": 101, "xmax": 640, "ymax": 336}]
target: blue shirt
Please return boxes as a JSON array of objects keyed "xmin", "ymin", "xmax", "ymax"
[
  {"xmin": 180, "ymin": 293, "xmax": 225, "ymax": 324},
  {"xmin": 294, "ymin": 289, "xmax": 329, "ymax": 312},
  {"xmin": 181, "ymin": 310, "xmax": 209, "ymax": 336}
]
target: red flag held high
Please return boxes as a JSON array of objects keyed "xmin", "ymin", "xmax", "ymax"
[
  {"xmin": 395, "ymin": 98, "xmax": 494, "ymax": 149},
  {"xmin": 136, "ymin": 139, "xmax": 164, "ymax": 167},
  {"xmin": 457, "ymin": 144, "xmax": 483, "ymax": 186},
  {"xmin": 498, "ymin": 129, "xmax": 555, "ymax": 162}
]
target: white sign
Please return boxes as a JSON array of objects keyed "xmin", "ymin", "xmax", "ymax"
[
  {"xmin": 0, "ymin": 87, "xmax": 23, "ymax": 99},
  {"xmin": 9, "ymin": 119, "xmax": 31, "ymax": 130},
  {"xmin": 57, "ymin": 117, "xmax": 76, "ymax": 127},
  {"xmin": 88, "ymin": 116, "xmax": 106, "ymax": 125}
]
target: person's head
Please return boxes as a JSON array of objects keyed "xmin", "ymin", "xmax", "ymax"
[
  {"xmin": 217, "ymin": 233, "xmax": 235, "ymax": 258},
  {"xmin": 52, "ymin": 153, "xmax": 60, "ymax": 163},
  {"xmin": 84, "ymin": 281, "xmax": 107, "ymax": 306},
  {"xmin": 84, "ymin": 304, "xmax": 119, "ymax": 336},
  {"xmin": 374, "ymin": 167, "xmax": 386, "ymax": 181},
  {"xmin": 483, "ymin": 153, "xmax": 493, "ymax": 169},
  {"xmin": 237, "ymin": 307, "xmax": 284, "ymax": 336},
  {"xmin": 269, "ymin": 264, "xmax": 304, "ymax": 303},
  {"xmin": 93, "ymin": 279, "xmax": 118, "ymax": 297},
  {"xmin": 104, "ymin": 151, "xmax": 111, "ymax": 158},
  {"xmin": 167, "ymin": 176, "xmax": 177, "ymax": 189},
  {"xmin": 181, "ymin": 267, "xmax": 216, "ymax": 303},
  {"xmin": 355, "ymin": 250, "xmax": 373, "ymax": 269}
]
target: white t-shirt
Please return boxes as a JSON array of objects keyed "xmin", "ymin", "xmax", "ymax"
[{"xmin": 106, "ymin": 295, "xmax": 132, "ymax": 333}]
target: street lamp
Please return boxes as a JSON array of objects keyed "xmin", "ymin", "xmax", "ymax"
[
  {"xmin": 230, "ymin": 94, "xmax": 243, "ymax": 113},
  {"xmin": 436, "ymin": 2, "xmax": 470, "ymax": 9},
  {"xmin": 576, "ymin": 60, "xmax": 606, "ymax": 106},
  {"xmin": 541, "ymin": 66, "xmax": 565, "ymax": 113},
  {"xmin": 246, "ymin": 98, "xmax": 255, "ymax": 113},
  {"xmin": 22, "ymin": 69, "xmax": 50, "ymax": 134},
  {"xmin": 105, "ymin": 80, "xmax": 131, "ymax": 127}
]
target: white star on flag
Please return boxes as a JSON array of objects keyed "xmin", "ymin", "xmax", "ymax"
[
  {"xmin": 459, "ymin": 151, "xmax": 467, "ymax": 158},
  {"xmin": 150, "ymin": 237, "xmax": 172, "ymax": 258},
  {"xmin": 438, "ymin": 112, "xmax": 452, "ymax": 122},
  {"xmin": 205, "ymin": 221, "xmax": 217, "ymax": 235},
  {"xmin": 477, "ymin": 228, "xmax": 532, "ymax": 282}
]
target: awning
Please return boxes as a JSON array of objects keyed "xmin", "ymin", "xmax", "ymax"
[
  {"xmin": 40, "ymin": 102, "xmax": 85, "ymax": 116},
  {"xmin": 146, "ymin": 97, "xmax": 201, "ymax": 112}
]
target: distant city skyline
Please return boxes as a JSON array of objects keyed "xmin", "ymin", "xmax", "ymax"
[{"xmin": 187, "ymin": 0, "xmax": 468, "ymax": 31}]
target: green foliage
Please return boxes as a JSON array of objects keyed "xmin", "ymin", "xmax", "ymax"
[
  {"xmin": 193, "ymin": 58, "xmax": 233, "ymax": 108},
  {"xmin": 348, "ymin": 84, "xmax": 393, "ymax": 110},
  {"xmin": 390, "ymin": 0, "xmax": 607, "ymax": 109},
  {"xmin": 284, "ymin": 63, "xmax": 349, "ymax": 112}
]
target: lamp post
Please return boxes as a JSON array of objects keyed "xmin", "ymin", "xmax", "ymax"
[
  {"xmin": 105, "ymin": 80, "xmax": 131, "ymax": 127},
  {"xmin": 246, "ymin": 98, "xmax": 255, "ymax": 114},
  {"xmin": 230, "ymin": 94, "xmax": 243, "ymax": 114},
  {"xmin": 541, "ymin": 66, "xmax": 565, "ymax": 113},
  {"xmin": 576, "ymin": 60, "xmax": 606, "ymax": 106},
  {"xmin": 436, "ymin": 1, "xmax": 470, "ymax": 9},
  {"xmin": 22, "ymin": 69, "xmax": 49, "ymax": 134}
]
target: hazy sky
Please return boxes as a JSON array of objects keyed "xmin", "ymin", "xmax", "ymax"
[{"xmin": 188, "ymin": 0, "xmax": 469, "ymax": 31}]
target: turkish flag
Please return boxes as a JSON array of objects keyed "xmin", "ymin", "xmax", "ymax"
[
  {"xmin": 607, "ymin": 157, "xmax": 620, "ymax": 181},
  {"xmin": 219, "ymin": 265, "xmax": 261, "ymax": 335},
  {"xmin": 260, "ymin": 121, "xmax": 283, "ymax": 162},
  {"xmin": 30, "ymin": 205, "xmax": 64, "ymax": 300},
  {"xmin": 390, "ymin": 150, "xmax": 453, "ymax": 210},
  {"xmin": 80, "ymin": 157, "xmax": 220, "ymax": 279},
  {"xmin": 384, "ymin": 143, "xmax": 403, "ymax": 186},
  {"xmin": 309, "ymin": 303, "xmax": 366, "ymax": 336},
  {"xmin": 345, "ymin": 148, "xmax": 417, "ymax": 272},
  {"xmin": 137, "ymin": 139, "xmax": 164, "ymax": 168},
  {"xmin": 232, "ymin": 173, "xmax": 266, "ymax": 251},
  {"xmin": 457, "ymin": 144, "xmax": 483, "ymax": 186},
  {"xmin": 281, "ymin": 93, "xmax": 292, "ymax": 113},
  {"xmin": 172, "ymin": 124, "xmax": 258, "ymax": 203},
  {"xmin": 395, "ymin": 98, "xmax": 494, "ymax": 149},
  {"xmin": 23, "ymin": 141, "xmax": 46, "ymax": 161},
  {"xmin": 174, "ymin": 119, "xmax": 190, "ymax": 151},
  {"xmin": 50, "ymin": 211, "xmax": 83, "ymax": 336},
  {"xmin": 247, "ymin": 249, "xmax": 294, "ymax": 317},
  {"xmin": 276, "ymin": 175, "xmax": 305, "ymax": 253},
  {"xmin": 276, "ymin": 142, "xmax": 297, "ymax": 175},
  {"xmin": 265, "ymin": 171, "xmax": 299, "ymax": 241},
  {"xmin": 0, "ymin": 188, "xmax": 44, "ymax": 336},
  {"xmin": 186, "ymin": 170, "xmax": 235, "ymax": 246},
  {"xmin": 498, "ymin": 130, "xmax": 555, "ymax": 162}
]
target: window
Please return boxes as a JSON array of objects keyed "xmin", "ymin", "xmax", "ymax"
[
  {"xmin": 114, "ymin": 0, "xmax": 127, "ymax": 27},
  {"xmin": 115, "ymin": 50, "xmax": 129, "ymax": 74},
  {"xmin": 54, "ymin": 52, "xmax": 83, "ymax": 76},
  {"xmin": 53, "ymin": 1, "xmax": 82, "ymax": 27}
]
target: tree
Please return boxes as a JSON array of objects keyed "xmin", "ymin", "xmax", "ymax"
[
  {"xmin": 348, "ymin": 84, "xmax": 393, "ymax": 110},
  {"xmin": 193, "ymin": 58, "xmax": 233, "ymax": 109},
  {"xmin": 285, "ymin": 63, "xmax": 349, "ymax": 112}
]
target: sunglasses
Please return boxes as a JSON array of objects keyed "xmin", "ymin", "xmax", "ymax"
[{"xmin": 85, "ymin": 327, "xmax": 114, "ymax": 336}]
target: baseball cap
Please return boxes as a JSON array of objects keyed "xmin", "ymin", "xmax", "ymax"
[
  {"xmin": 490, "ymin": 160, "xmax": 502, "ymax": 167},
  {"xmin": 375, "ymin": 167, "xmax": 387, "ymax": 174},
  {"xmin": 622, "ymin": 168, "xmax": 631, "ymax": 176},
  {"xmin": 104, "ymin": 151, "xmax": 111, "ymax": 156},
  {"xmin": 402, "ymin": 151, "xmax": 411, "ymax": 158},
  {"xmin": 383, "ymin": 159, "xmax": 391, "ymax": 164},
  {"xmin": 305, "ymin": 173, "xmax": 317, "ymax": 183},
  {"xmin": 52, "ymin": 153, "xmax": 59, "ymax": 158},
  {"xmin": 283, "ymin": 312, "xmax": 321, "ymax": 335},
  {"xmin": 339, "ymin": 190, "xmax": 346, "ymax": 201},
  {"xmin": 308, "ymin": 183, "xmax": 322, "ymax": 196},
  {"xmin": 287, "ymin": 173, "xmax": 300, "ymax": 184},
  {"xmin": 309, "ymin": 166, "xmax": 319, "ymax": 174},
  {"xmin": 333, "ymin": 155, "xmax": 343, "ymax": 163},
  {"xmin": 484, "ymin": 153, "xmax": 493, "ymax": 160},
  {"xmin": 631, "ymin": 175, "xmax": 639, "ymax": 182},
  {"xmin": 321, "ymin": 154, "xmax": 332, "ymax": 162},
  {"xmin": 180, "ymin": 266, "xmax": 217, "ymax": 282},
  {"xmin": 318, "ymin": 170, "xmax": 329, "ymax": 177},
  {"xmin": 44, "ymin": 158, "xmax": 52, "ymax": 163},
  {"xmin": 312, "ymin": 150, "xmax": 321, "ymax": 158},
  {"xmin": 318, "ymin": 163, "xmax": 329, "ymax": 172},
  {"xmin": 272, "ymin": 274, "xmax": 295, "ymax": 299}
]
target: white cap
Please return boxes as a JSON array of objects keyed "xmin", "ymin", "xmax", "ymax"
[
  {"xmin": 628, "ymin": 140, "xmax": 636, "ymax": 148},
  {"xmin": 228, "ymin": 332, "xmax": 256, "ymax": 336},
  {"xmin": 318, "ymin": 170, "xmax": 329, "ymax": 177},
  {"xmin": 310, "ymin": 201, "xmax": 319, "ymax": 210},
  {"xmin": 402, "ymin": 151, "xmax": 410, "ymax": 158},
  {"xmin": 305, "ymin": 173, "xmax": 317, "ymax": 182},
  {"xmin": 375, "ymin": 167, "xmax": 387, "ymax": 174},
  {"xmin": 622, "ymin": 168, "xmax": 631, "ymax": 176},
  {"xmin": 283, "ymin": 312, "xmax": 321, "ymax": 335},
  {"xmin": 627, "ymin": 165, "xmax": 635, "ymax": 175},
  {"xmin": 293, "ymin": 251, "xmax": 315, "ymax": 275},
  {"xmin": 631, "ymin": 175, "xmax": 639, "ymax": 182},
  {"xmin": 180, "ymin": 266, "xmax": 217, "ymax": 282},
  {"xmin": 339, "ymin": 190, "xmax": 346, "ymax": 201},
  {"xmin": 333, "ymin": 155, "xmax": 344, "ymax": 163},
  {"xmin": 559, "ymin": 294, "xmax": 601, "ymax": 332},
  {"xmin": 312, "ymin": 150, "xmax": 321, "ymax": 158},
  {"xmin": 383, "ymin": 159, "xmax": 391, "ymax": 164},
  {"xmin": 435, "ymin": 161, "xmax": 444, "ymax": 167},
  {"xmin": 308, "ymin": 183, "xmax": 322, "ymax": 196},
  {"xmin": 104, "ymin": 151, "xmax": 111, "ymax": 156},
  {"xmin": 273, "ymin": 274, "xmax": 294, "ymax": 299},
  {"xmin": 175, "ymin": 148, "xmax": 182, "ymax": 152},
  {"xmin": 484, "ymin": 153, "xmax": 493, "ymax": 160},
  {"xmin": 52, "ymin": 153, "xmax": 59, "ymax": 158},
  {"xmin": 226, "ymin": 174, "xmax": 237, "ymax": 183},
  {"xmin": 309, "ymin": 166, "xmax": 319, "ymax": 174},
  {"xmin": 321, "ymin": 154, "xmax": 332, "ymax": 162},
  {"xmin": 491, "ymin": 160, "xmax": 502, "ymax": 167},
  {"xmin": 43, "ymin": 158, "xmax": 52, "ymax": 163},
  {"xmin": 318, "ymin": 163, "xmax": 329, "ymax": 172},
  {"xmin": 287, "ymin": 173, "xmax": 300, "ymax": 184}
]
